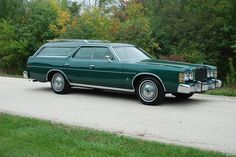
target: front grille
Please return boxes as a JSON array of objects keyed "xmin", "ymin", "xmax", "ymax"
[{"xmin": 194, "ymin": 67, "xmax": 207, "ymax": 81}]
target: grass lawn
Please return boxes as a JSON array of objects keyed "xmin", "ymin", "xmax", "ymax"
[
  {"xmin": 0, "ymin": 114, "xmax": 234, "ymax": 157},
  {"xmin": 206, "ymin": 87, "xmax": 236, "ymax": 97}
]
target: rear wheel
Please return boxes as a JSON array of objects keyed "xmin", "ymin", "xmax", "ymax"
[
  {"xmin": 51, "ymin": 72, "xmax": 70, "ymax": 94},
  {"xmin": 136, "ymin": 77, "xmax": 165, "ymax": 105},
  {"xmin": 172, "ymin": 93, "xmax": 194, "ymax": 99}
]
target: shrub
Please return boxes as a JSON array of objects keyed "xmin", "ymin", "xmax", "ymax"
[{"xmin": 225, "ymin": 58, "xmax": 236, "ymax": 87}]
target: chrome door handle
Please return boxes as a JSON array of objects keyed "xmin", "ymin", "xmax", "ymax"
[
  {"xmin": 90, "ymin": 64, "xmax": 95, "ymax": 69},
  {"xmin": 65, "ymin": 63, "xmax": 69, "ymax": 66}
]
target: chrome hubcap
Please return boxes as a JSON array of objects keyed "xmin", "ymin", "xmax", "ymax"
[
  {"xmin": 52, "ymin": 74, "xmax": 65, "ymax": 91},
  {"xmin": 139, "ymin": 80, "xmax": 158, "ymax": 102}
]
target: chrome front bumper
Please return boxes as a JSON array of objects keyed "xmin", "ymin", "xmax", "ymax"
[{"xmin": 177, "ymin": 79, "xmax": 222, "ymax": 94}]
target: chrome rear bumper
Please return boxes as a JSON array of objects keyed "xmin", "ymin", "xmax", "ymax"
[
  {"xmin": 177, "ymin": 79, "xmax": 222, "ymax": 94},
  {"xmin": 23, "ymin": 71, "xmax": 29, "ymax": 79}
]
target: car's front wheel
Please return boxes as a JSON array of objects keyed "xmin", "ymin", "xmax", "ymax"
[
  {"xmin": 172, "ymin": 93, "xmax": 194, "ymax": 99},
  {"xmin": 51, "ymin": 72, "xmax": 70, "ymax": 94},
  {"xmin": 136, "ymin": 77, "xmax": 165, "ymax": 105}
]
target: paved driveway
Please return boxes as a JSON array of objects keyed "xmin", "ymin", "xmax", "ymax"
[{"xmin": 0, "ymin": 76, "xmax": 236, "ymax": 154}]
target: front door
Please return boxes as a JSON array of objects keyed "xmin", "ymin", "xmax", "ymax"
[{"xmin": 65, "ymin": 46, "xmax": 92, "ymax": 84}]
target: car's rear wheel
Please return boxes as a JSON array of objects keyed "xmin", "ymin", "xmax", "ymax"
[
  {"xmin": 51, "ymin": 72, "xmax": 70, "ymax": 94},
  {"xmin": 172, "ymin": 93, "xmax": 194, "ymax": 99},
  {"xmin": 136, "ymin": 77, "xmax": 165, "ymax": 105}
]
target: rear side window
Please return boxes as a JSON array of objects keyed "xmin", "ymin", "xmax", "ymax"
[
  {"xmin": 37, "ymin": 47, "xmax": 75, "ymax": 57},
  {"xmin": 73, "ymin": 47, "xmax": 93, "ymax": 59}
]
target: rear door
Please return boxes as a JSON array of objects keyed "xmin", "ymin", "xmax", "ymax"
[{"xmin": 87, "ymin": 46, "xmax": 123, "ymax": 88}]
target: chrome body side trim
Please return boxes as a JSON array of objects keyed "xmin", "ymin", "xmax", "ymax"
[
  {"xmin": 70, "ymin": 83, "xmax": 135, "ymax": 93},
  {"xmin": 46, "ymin": 69, "xmax": 70, "ymax": 83},
  {"xmin": 27, "ymin": 65, "xmax": 136, "ymax": 75},
  {"xmin": 177, "ymin": 79, "xmax": 222, "ymax": 94},
  {"xmin": 46, "ymin": 69, "xmax": 134, "ymax": 92},
  {"xmin": 132, "ymin": 73, "xmax": 166, "ymax": 92}
]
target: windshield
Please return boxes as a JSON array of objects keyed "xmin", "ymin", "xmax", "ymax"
[{"xmin": 112, "ymin": 46, "xmax": 150, "ymax": 61}]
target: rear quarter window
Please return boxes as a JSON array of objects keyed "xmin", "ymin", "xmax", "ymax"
[{"xmin": 37, "ymin": 47, "xmax": 75, "ymax": 57}]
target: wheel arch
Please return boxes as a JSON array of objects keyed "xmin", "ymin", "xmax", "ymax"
[
  {"xmin": 132, "ymin": 73, "xmax": 166, "ymax": 92},
  {"xmin": 46, "ymin": 69, "xmax": 70, "ymax": 83}
]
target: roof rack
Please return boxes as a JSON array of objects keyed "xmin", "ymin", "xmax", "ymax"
[{"xmin": 47, "ymin": 39, "xmax": 110, "ymax": 43}]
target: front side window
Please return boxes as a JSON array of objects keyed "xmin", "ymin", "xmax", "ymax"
[
  {"xmin": 37, "ymin": 47, "xmax": 75, "ymax": 56},
  {"xmin": 92, "ymin": 47, "xmax": 115, "ymax": 60},
  {"xmin": 112, "ymin": 46, "xmax": 150, "ymax": 61},
  {"xmin": 73, "ymin": 47, "xmax": 93, "ymax": 59}
]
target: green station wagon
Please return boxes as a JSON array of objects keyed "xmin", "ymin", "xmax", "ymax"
[{"xmin": 23, "ymin": 39, "xmax": 222, "ymax": 105}]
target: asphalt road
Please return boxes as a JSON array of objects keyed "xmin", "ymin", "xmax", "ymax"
[{"xmin": 0, "ymin": 76, "xmax": 236, "ymax": 154}]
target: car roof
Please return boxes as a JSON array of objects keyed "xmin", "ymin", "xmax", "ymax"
[{"xmin": 43, "ymin": 41, "xmax": 134, "ymax": 47}]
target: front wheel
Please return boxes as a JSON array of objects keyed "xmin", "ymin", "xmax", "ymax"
[
  {"xmin": 136, "ymin": 77, "xmax": 165, "ymax": 105},
  {"xmin": 51, "ymin": 72, "xmax": 70, "ymax": 94},
  {"xmin": 172, "ymin": 93, "xmax": 194, "ymax": 99}
]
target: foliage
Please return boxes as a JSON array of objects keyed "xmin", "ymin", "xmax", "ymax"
[
  {"xmin": 225, "ymin": 58, "xmax": 236, "ymax": 86},
  {"xmin": 144, "ymin": 0, "xmax": 235, "ymax": 77},
  {"xmin": 0, "ymin": 0, "xmax": 235, "ymax": 83},
  {"xmin": 0, "ymin": 0, "xmax": 25, "ymax": 22},
  {"xmin": 0, "ymin": 20, "xmax": 28, "ymax": 73},
  {"xmin": 62, "ymin": 7, "xmax": 115, "ymax": 40},
  {"xmin": 49, "ymin": 0, "xmax": 72, "ymax": 36},
  {"xmin": 0, "ymin": 0, "xmax": 58, "ymax": 73},
  {"xmin": 206, "ymin": 87, "xmax": 236, "ymax": 97},
  {"xmin": 114, "ymin": 1, "xmax": 154, "ymax": 51}
]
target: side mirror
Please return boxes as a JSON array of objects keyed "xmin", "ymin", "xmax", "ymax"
[{"xmin": 105, "ymin": 55, "xmax": 112, "ymax": 63}]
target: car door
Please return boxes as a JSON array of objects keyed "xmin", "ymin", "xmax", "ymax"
[
  {"xmin": 64, "ymin": 46, "xmax": 93, "ymax": 84},
  {"xmin": 87, "ymin": 46, "xmax": 123, "ymax": 88}
]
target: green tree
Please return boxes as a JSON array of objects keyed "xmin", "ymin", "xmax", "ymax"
[
  {"xmin": 19, "ymin": 0, "xmax": 58, "ymax": 54},
  {"xmin": 0, "ymin": 20, "xmax": 28, "ymax": 73},
  {"xmin": 0, "ymin": 0, "xmax": 58, "ymax": 73},
  {"xmin": 61, "ymin": 7, "xmax": 115, "ymax": 40},
  {"xmin": 145, "ymin": 0, "xmax": 236, "ymax": 78},
  {"xmin": 0, "ymin": 0, "xmax": 26, "ymax": 22}
]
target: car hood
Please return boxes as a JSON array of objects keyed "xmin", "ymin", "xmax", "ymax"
[{"xmin": 137, "ymin": 59, "xmax": 215, "ymax": 71}]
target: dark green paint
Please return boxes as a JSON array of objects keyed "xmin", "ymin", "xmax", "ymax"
[{"xmin": 26, "ymin": 42, "xmax": 217, "ymax": 93}]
